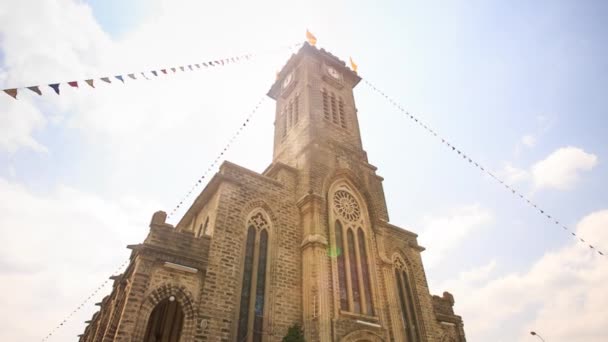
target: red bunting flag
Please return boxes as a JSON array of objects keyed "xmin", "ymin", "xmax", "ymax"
[
  {"xmin": 100, "ymin": 77, "xmax": 111, "ymax": 83},
  {"xmin": 68, "ymin": 81, "xmax": 78, "ymax": 88},
  {"xmin": 27, "ymin": 86, "xmax": 42, "ymax": 95},
  {"xmin": 85, "ymin": 79, "xmax": 95, "ymax": 88},
  {"xmin": 3, "ymin": 88, "xmax": 18, "ymax": 99}
]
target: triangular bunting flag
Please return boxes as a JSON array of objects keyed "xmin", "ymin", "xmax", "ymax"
[
  {"xmin": 115, "ymin": 75, "xmax": 124, "ymax": 83},
  {"xmin": 27, "ymin": 86, "xmax": 42, "ymax": 95},
  {"xmin": 171, "ymin": 67, "xmax": 176, "ymax": 73},
  {"xmin": 151, "ymin": 70, "xmax": 158, "ymax": 77},
  {"xmin": 128, "ymin": 74, "xmax": 136, "ymax": 80},
  {"xmin": 195, "ymin": 64, "xmax": 200, "ymax": 69},
  {"xmin": 220, "ymin": 60, "xmax": 225, "ymax": 65},
  {"xmin": 306, "ymin": 29, "xmax": 317, "ymax": 46},
  {"xmin": 68, "ymin": 81, "xmax": 78, "ymax": 88},
  {"xmin": 161, "ymin": 69, "xmax": 167, "ymax": 74},
  {"xmin": 203, "ymin": 62, "xmax": 208, "ymax": 67},
  {"xmin": 213, "ymin": 61, "xmax": 219, "ymax": 65},
  {"xmin": 141, "ymin": 72, "xmax": 150, "ymax": 80},
  {"xmin": 101, "ymin": 77, "xmax": 111, "ymax": 83},
  {"xmin": 3, "ymin": 88, "xmax": 18, "ymax": 99},
  {"xmin": 179, "ymin": 66, "xmax": 185, "ymax": 71},
  {"xmin": 49, "ymin": 83, "xmax": 61, "ymax": 95},
  {"xmin": 188, "ymin": 65, "xmax": 193, "ymax": 70},
  {"xmin": 85, "ymin": 79, "xmax": 95, "ymax": 88}
]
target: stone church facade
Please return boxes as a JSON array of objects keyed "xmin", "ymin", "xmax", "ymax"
[{"xmin": 80, "ymin": 43, "xmax": 466, "ymax": 342}]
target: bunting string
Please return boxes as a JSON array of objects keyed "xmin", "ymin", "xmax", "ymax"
[
  {"xmin": 41, "ymin": 258, "xmax": 131, "ymax": 341},
  {"xmin": 167, "ymin": 95, "xmax": 268, "ymax": 220},
  {"xmin": 3, "ymin": 43, "xmax": 301, "ymax": 100},
  {"xmin": 40, "ymin": 95, "xmax": 267, "ymax": 340},
  {"xmin": 362, "ymin": 78, "xmax": 605, "ymax": 257}
]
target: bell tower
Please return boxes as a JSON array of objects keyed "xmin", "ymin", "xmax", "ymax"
[{"xmin": 267, "ymin": 43, "xmax": 366, "ymax": 167}]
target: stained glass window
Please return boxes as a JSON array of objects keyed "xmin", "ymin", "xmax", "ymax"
[
  {"xmin": 253, "ymin": 230, "xmax": 268, "ymax": 342},
  {"xmin": 347, "ymin": 229, "xmax": 361, "ymax": 313},
  {"xmin": 237, "ymin": 213, "xmax": 271, "ymax": 342},
  {"xmin": 335, "ymin": 220, "xmax": 348, "ymax": 310},
  {"xmin": 395, "ymin": 265, "xmax": 421, "ymax": 342},
  {"xmin": 237, "ymin": 226, "xmax": 256, "ymax": 342},
  {"xmin": 358, "ymin": 228, "xmax": 374, "ymax": 315},
  {"xmin": 403, "ymin": 270, "xmax": 421, "ymax": 342}
]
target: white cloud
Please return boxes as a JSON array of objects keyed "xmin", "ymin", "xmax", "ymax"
[
  {"xmin": 0, "ymin": 98, "xmax": 47, "ymax": 153},
  {"xmin": 521, "ymin": 134, "xmax": 536, "ymax": 147},
  {"xmin": 498, "ymin": 146, "xmax": 597, "ymax": 192},
  {"xmin": 439, "ymin": 209, "xmax": 608, "ymax": 342},
  {"xmin": 418, "ymin": 204, "xmax": 493, "ymax": 268},
  {"xmin": 498, "ymin": 162, "xmax": 529, "ymax": 184},
  {"xmin": 0, "ymin": 177, "xmax": 155, "ymax": 342},
  {"xmin": 0, "ymin": 0, "xmax": 112, "ymax": 153},
  {"xmin": 531, "ymin": 146, "xmax": 597, "ymax": 191}
]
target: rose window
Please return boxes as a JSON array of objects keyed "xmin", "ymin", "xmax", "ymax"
[{"xmin": 333, "ymin": 190, "xmax": 361, "ymax": 221}]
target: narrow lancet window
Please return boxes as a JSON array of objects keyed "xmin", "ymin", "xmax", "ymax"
[
  {"xmin": 237, "ymin": 212, "xmax": 271, "ymax": 342},
  {"xmin": 335, "ymin": 220, "xmax": 348, "ymax": 310},
  {"xmin": 237, "ymin": 226, "xmax": 256, "ymax": 342},
  {"xmin": 358, "ymin": 228, "xmax": 374, "ymax": 315}
]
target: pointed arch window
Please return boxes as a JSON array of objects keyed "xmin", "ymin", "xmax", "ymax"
[
  {"xmin": 237, "ymin": 212, "xmax": 271, "ymax": 342},
  {"xmin": 394, "ymin": 258, "xmax": 421, "ymax": 342},
  {"xmin": 331, "ymin": 188, "xmax": 374, "ymax": 315}
]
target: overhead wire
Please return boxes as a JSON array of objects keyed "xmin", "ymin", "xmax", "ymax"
[{"xmin": 362, "ymin": 78, "xmax": 605, "ymax": 257}]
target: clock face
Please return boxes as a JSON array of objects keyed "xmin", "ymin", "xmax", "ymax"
[
  {"xmin": 327, "ymin": 66, "xmax": 340, "ymax": 80},
  {"xmin": 282, "ymin": 73, "xmax": 293, "ymax": 89}
]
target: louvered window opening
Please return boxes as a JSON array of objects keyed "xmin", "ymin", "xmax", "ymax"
[{"xmin": 322, "ymin": 89, "xmax": 347, "ymax": 129}]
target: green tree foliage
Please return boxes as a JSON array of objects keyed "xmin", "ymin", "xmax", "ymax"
[{"xmin": 282, "ymin": 323, "xmax": 305, "ymax": 342}]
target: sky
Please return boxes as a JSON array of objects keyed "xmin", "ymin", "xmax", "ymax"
[{"xmin": 0, "ymin": 0, "xmax": 607, "ymax": 341}]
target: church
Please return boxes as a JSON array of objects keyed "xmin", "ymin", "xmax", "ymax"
[{"xmin": 79, "ymin": 42, "xmax": 466, "ymax": 342}]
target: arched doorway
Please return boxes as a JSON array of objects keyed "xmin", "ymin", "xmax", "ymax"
[
  {"xmin": 340, "ymin": 329, "xmax": 385, "ymax": 342},
  {"xmin": 143, "ymin": 296, "xmax": 184, "ymax": 342}
]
